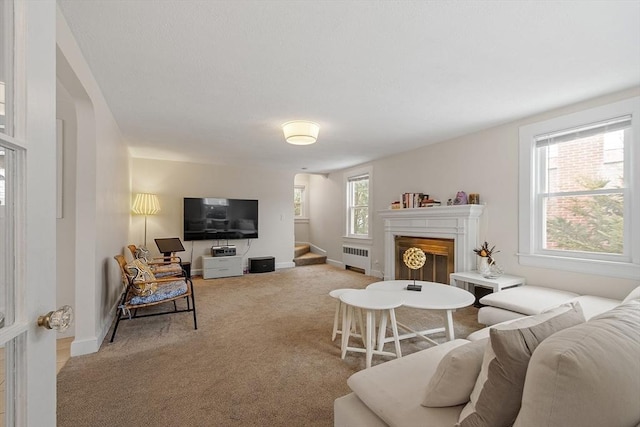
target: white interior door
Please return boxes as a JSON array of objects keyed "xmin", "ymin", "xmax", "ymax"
[{"xmin": 0, "ymin": 1, "xmax": 57, "ymax": 426}]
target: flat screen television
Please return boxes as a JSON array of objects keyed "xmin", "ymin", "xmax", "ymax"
[{"xmin": 183, "ymin": 197, "xmax": 259, "ymax": 241}]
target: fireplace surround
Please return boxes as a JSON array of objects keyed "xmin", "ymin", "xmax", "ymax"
[{"xmin": 379, "ymin": 205, "xmax": 484, "ymax": 281}]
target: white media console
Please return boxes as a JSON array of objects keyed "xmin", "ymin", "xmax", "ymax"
[{"xmin": 202, "ymin": 255, "xmax": 243, "ymax": 279}]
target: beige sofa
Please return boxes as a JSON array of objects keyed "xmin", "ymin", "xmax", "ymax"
[
  {"xmin": 476, "ymin": 284, "xmax": 624, "ymax": 326},
  {"xmin": 334, "ymin": 290, "xmax": 640, "ymax": 427}
]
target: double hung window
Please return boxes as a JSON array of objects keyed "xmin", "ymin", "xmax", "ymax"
[
  {"xmin": 519, "ymin": 97, "xmax": 639, "ymax": 279},
  {"xmin": 294, "ymin": 185, "xmax": 304, "ymax": 217},
  {"xmin": 346, "ymin": 169, "xmax": 371, "ymax": 238}
]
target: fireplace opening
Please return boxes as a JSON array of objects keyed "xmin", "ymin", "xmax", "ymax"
[{"xmin": 395, "ymin": 236, "xmax": 454, "ymax": 284}]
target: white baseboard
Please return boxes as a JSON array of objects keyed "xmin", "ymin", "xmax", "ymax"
[
  {"xmin": 70, "ymin": 300, "xmax": 118, "ymax": 356},
  {"xmin": 326, "ymin": 259, "xmax": 343, "ymax": 269},
  {"xmin": 70, "ymin": 336, "xmax": 99, "ymax": 357},
  {"xmin": 276, "ymin": 261, "xmax": 295, "ymax": 269}
]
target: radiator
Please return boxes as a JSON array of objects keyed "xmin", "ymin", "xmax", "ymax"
[{"xmin": 342, "ymin": 245, "xmax": 371, "ymax": 275}]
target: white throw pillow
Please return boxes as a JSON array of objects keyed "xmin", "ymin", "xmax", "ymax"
[
  {"xmin": 457, "ymin": 302, "xmax": 585, "ymax": 427},
  {"xmin": 422, "ymin": 338, "xmax": 488, "ymax": 407}
]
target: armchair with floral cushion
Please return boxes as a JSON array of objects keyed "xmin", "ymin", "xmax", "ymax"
[
  {"xmin": 111, "ymin": 254, "xmax": 197, "ymax": 342},
  {"xmin": 126, "ymin": 244, "xmax": 185, "ymax": 278}
]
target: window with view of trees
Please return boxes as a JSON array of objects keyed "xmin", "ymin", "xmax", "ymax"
[
  {"xmin": 539, "ymin": 118, "xmax": 627, "ymax": 254},
  {"xmin": 294, "ymin": 185, "xmax": 304, "ymax": 217},
  {"xmin": 347, "ymin": 173, "xmax": 369, "ymax": 237},
  {"xmin": 519, "ymin": 97, "xmax": 639, "ymax": 279}
]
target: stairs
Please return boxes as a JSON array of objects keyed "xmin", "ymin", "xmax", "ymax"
[{"xmin": 294, "ymin": 244, "xmax": 327, "ymax": 266}]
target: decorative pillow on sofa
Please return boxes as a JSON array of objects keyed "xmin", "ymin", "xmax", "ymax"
[
  {"xmin": 457, "ymin": 302, "xmax": 585, "ymax": 427},
  {"xmin": 422, "ymin": 338, "xmax": 488, "ymax": 407},
  {"xmin": 125, "ymin": 259, "xmax": 158, "ymax": 297},
  {"xmin": 514, "ymin": 300, "xmax": 640, "ymax": 427}
]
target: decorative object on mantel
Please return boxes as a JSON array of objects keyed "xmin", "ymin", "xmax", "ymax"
[
  {"xmin": 403, "ymin": 247, "xmax": 426, "ymax": 290},
  {"xmin": 468, "ymin": 193, "xmax": 480, "ymax": 204},
  {"xmin": 453, "ymin": 191, "xmax": 468, "ymax": 205},
  {"xmin": 473, "ymin": 241, "xmax": 503, "ymax": 278}
]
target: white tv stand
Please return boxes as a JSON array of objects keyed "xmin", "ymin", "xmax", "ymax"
[{"xmin": 202, "ymin": 255, "xmax": 243, "ymax": 279}]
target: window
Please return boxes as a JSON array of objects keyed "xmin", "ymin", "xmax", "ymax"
[
  {"xmin": 519, "ymin": 97, "xmax": 639, "ymax": 279},
  {"xmin": 346, "ymin": 168, "xmax": 371, "ymax": 238},
  {"xmin": 294, "ymin": 185, "xmax": 304, "ymax": 217}
]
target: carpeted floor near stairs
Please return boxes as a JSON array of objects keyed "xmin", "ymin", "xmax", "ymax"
[{"xmin": 57, "ymin": 264, "xmax": 483, "ymax": 427}]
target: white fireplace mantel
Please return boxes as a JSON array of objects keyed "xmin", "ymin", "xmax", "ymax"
[{"xmin": 378, "ymin": 205, "xmax": 485, "ymax": 281}]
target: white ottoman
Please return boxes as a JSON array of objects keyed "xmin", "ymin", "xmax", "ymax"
[{"xmin": 478, "ymin": 285, "xmax": 579, "ymax": 325}]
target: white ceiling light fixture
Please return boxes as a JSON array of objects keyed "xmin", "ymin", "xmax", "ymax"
[{"xmin": 282, "ymin": 120, "xmax": 320, "ymax": 145}]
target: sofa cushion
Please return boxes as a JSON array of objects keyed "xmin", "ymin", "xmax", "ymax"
[
  {"xmin": 334, "ymin": 393, "xmax": 388, "ymax": 427},
  {"xmin": 622, "ymin": 284, "xmax": 640, "ymax": 303},
  {"xmin": 348, "ymin": 339, "xmax": 468, "ymax": 427},
  {"xmin": 514, "ymin": 300, "xmax": 640, "ymax": 427},
  {"xmin": 479, "ymin": 285, "xmax": 578, "ymax": 315},
  {"xmin": 477, "ymin": 306, "xmax": 527, "ymax": 326},
  {"xmin": 422, "ymin": 338, "xmax": 488, "ymax": 408},
  {"xmin": 566, "ymin": 295, "xmax": 621, "ymax": 320},
  {"xmin": 457, "ymin": 303, "xmax": 585, "ymax": 427}
]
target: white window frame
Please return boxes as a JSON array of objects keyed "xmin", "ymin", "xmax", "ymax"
[
  {"xmin": 344, "ymin": 166, "xmax": 372, "ymax": 239},
  {"xmin": 294, "ymin": 185, "xmax": 306, "ymax": 219},
  {"xmin": 518, "ymin": 97, "xmax": 640, "ymax": 279}
]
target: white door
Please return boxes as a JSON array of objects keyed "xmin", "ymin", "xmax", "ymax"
[{"xmin": 1, "ymin": 1, "xmax": 57, "ymax": 426}]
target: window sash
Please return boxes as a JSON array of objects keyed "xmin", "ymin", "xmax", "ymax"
[
  {"xmin": 519, "ymin": 97, "xmax": 639, "ymax": 279},
  {"xmin": 347, "ymin": 173, "xmax": 369, "ymax": 237}
]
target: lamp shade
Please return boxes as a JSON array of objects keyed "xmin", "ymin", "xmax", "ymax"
[
  {"xmin": 132, "ymin": 193, "xmax": 160, "ymax": 215},
  {"xmin": 282, "ymin": 120, "xmax": 320, "ymax": 145}
]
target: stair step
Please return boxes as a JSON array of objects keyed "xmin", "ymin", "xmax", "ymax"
[
  {"xmin": 293, "ymin": 252, "xmax": 327, "ymax": 266},
  {"xmin": 294, "ymin": 244, "xmax": 310, "ymax": 258}
]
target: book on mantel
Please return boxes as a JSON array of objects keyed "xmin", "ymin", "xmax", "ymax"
[{"xmin": 393, "ymin": 193, "xmax": 441, "ymax": 209}]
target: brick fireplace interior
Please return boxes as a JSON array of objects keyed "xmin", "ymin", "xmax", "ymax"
[{"xmin": 395, "ymin": 236, "xmax": 455, "ymax": 284}]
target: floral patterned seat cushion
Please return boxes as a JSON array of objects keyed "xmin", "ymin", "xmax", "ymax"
[
  {"xmin": 124, "ymin": 259, "xmax": 158, "ymax": 296},
  {"xmin": 128, "ymin": 280, "xmax": 188, "ymax": 305},
  {"xmin": 149, "ymin": 263, "xmax": 183, "ymax": 278}
]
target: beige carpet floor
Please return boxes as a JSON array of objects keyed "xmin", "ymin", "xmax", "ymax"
[{"xmin": 57, "ymin": 264, "xmax": 483, "ymax": 426}]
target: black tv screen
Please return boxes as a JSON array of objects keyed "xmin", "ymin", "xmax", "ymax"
[{"xmin": 183, "ymin": 198, "xmax": 258, "ymax": 241}]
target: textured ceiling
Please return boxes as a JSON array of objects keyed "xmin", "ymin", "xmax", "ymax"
[{"xmin": 57, "ymin": 1, "xmax": 640, "ymax": 174}]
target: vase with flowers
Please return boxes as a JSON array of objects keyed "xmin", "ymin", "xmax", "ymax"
[{"xmin": 473, "ymin": 241, "xmax": 503, "ymax": 278}]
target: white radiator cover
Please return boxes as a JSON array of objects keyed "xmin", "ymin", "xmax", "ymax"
[{"xmin": 342, "ymin": 245, "xmax": 371, "ymax": 275}]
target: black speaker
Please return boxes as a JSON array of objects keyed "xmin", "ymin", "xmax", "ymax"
[{"xmin": 249, "ymin": 256, "xmax": 275, "ymax": 273}]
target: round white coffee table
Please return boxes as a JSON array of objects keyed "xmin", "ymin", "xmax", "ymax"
[
  {"xmin": 339, "ymin": 289, "xmax": 404, "ymax": 369},
  {"xmin": 366, "ymin": 280, "xmax": 475, "ymax": 345}
]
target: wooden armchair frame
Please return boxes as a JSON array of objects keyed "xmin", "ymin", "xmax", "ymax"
[
  {"xmin": 111, "ymin": 255, "xmax": 197, "ymax": 342},
  {"xmin": 127, "ymin": 244, "xmax": 186, "ymax": 277}
]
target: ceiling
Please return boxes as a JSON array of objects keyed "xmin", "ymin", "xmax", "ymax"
[{"xmin": 57, "ymin": 1, "xmax": 640, "ymax": 174}]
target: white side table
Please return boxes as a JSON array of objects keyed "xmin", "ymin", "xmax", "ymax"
[
  {"xmin": 340, "ymin": 289, "xmax": 403, "ymax": 369},
  {"xmin": 449, "ymin": 271, "xmax": 526, "ymax": 293}
]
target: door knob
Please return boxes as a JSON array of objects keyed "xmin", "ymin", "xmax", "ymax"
[{"xmin": 37, "ymin": 305, "xmax": 73, "ymax": 332}]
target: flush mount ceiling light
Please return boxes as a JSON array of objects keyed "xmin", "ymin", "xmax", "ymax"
[{"xmin": 282, "ymin": 120, "xmax": 320, "ymax": 145}]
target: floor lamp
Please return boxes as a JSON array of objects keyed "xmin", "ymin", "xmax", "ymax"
[{"xmin": 132, "ymin": 193, "xmax": 160, "ymax": 248}]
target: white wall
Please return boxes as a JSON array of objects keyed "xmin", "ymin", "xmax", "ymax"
[
  {"xmin": 131, "ymin": 158, "xmax": 295, "ymax": 272},
  {"xmin": 55, "ymin": 82, "xmax": 77, "ymax": 338},
  {"xmin": 309, "ymin": 87, "xmax": 640, "ymax": 300},
  {"xmin": 57, "ymin": 7, "xmax": 130, "ymax": 355}
]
